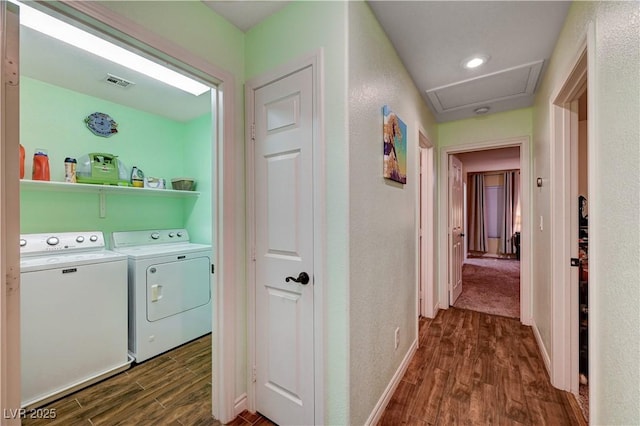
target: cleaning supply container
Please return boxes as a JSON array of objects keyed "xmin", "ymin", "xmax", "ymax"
[
  {"xmin": 131, "ymin": 166, "xmax": 144, "ymax": 188},
  {"xmin": 64, "ymin": 157, "xmax": 77, "ymax": 183},
  {"xmin": 32, "ymin": 149, "xmax": 50, "ymax": 181}
]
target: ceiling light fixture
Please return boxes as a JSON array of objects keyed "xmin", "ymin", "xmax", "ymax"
[
  {"xmin": 474, "ymin": 106, "xmax": 490, "ymax": 115},
  {"xmin": 10, "ymin": 0, "xmax": 210, "ymax": 96},
  {"xmin": 463, "ymin": 55, "xmax": 489, "ymax": 69}
]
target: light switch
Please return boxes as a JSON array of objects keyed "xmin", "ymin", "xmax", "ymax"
[{"xmin": 539, "ymin": 215, "xmax": 544, "ymax": 231}]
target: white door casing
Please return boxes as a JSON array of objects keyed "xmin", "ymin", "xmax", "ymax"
[
  {"xmin": 0, "ymin": 2, "xmax": 21, "ymax": 422},
  {"xmin": 418, "ymin": 132, "xmax": 436, "ymax": 318},
  {"xmin": 550, "ymin": 38, "xmax": 590, "ymax": 393},
  {"xmin": 449, "ymin": 155, "xmax": 464, "ymax": 304},
  {"xmin": 437, "ymin": 137, "xmax": 532, "ymax": 326},
  {"xmin": 253, "ymin": 65, "xmax": 315, "ymax": 425}
]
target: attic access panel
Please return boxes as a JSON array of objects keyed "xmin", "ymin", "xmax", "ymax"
[{"xmin": 426, "ymin": 60, "xmax": 543, "ymax": 113}]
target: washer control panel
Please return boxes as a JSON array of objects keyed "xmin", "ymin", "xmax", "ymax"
[
  {"xmin": 111, "ymin": 229, "xmax": 190, "ymax": 248},
  {"xmin": 20, "ymin": 231, "xmax": 105, "ymax": 255}
]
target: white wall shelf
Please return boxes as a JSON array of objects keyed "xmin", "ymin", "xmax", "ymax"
[
  {"xmin": 21, "ymin": 180, "xmax": 199, "ymax": 218},
  {"xmin": 20, "ymin": 180, "xmax": 200, "ymax": 198}
]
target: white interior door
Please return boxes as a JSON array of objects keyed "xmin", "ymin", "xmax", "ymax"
[
  {"xmin": 449, "ymin": 155, "xmax": 464, "ymax": 304},
  {"xmin": 253, "ymin": 66, "xmax": 314, "ymax": 425}
]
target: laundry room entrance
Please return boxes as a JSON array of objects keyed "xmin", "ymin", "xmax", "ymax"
[{"xmin": 0, "ymin": 1, "xmax": 236, "ymax": 423}]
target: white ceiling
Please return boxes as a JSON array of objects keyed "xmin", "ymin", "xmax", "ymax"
[
  {"xmin": 203, "ymin": 1, "xmax": 289, "ymax": 32},
  {"xmin": 22, "ymin": 1, "xmax": 571, "ymax": 124},
  {"xmin": 368, "ymin": 1, "xmax": 571, "ymax": 122},
  {"xmin": 207, "ymin": 0, "xmax": 571, "ymax": 122}
]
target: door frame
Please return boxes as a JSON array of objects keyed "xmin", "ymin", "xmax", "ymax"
[
  {"xmin": 549, "ymin": 28, "xmax": 593, "ymax": 393},
  {"xmin": 0, "ymin": 2, "xmax": 239, "ymax": 423},
  {"xmin": 0, "ymin": 3, "xmax": 21, "ymax": 422},
  {"xmin": 245, "ymin": 50, "xmax": 325, "ymax": 425},
  {"xmin": 437, "ymin": 136, "xmax": 532, "ymax": 325},
  {"xmin": 417, "ymin": 131, "xmax": 436, "ymax": 319}
]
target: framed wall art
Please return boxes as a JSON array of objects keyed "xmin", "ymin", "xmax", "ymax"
[{"xmin": 382, "ymin": 105, "xmax": 407, "ymax": 184}]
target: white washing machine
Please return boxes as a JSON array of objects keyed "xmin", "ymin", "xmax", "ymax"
[
  {"xmin": 111, "ymin": 229, "xmax": 212, "ymax": 363},
  {"xmin": 20, "ymin": 231, "xmax": 130, "ymax": 409}
]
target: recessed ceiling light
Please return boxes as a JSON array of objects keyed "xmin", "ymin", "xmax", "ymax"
[
  {"xmin": 463, "ymin": 55, "xmax": 489, "ymax": 69},
  {"xmin": 474, "ymin": 106, "xmax": 490, "ymax": 115}
]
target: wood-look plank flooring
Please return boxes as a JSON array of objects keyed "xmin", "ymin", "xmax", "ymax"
[
  {"xmin": 379, "ymin": 308, "xmax": 587, "ymax": 426},
  {"xmin": 22, "ymin": 334, "xmax": 275, "ymax": 426},
  {"xmin": 22, "ymin": 309, "xmax": 586, "ymax": 426}
]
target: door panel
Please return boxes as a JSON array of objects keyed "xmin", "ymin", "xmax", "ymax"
[
  {"xmin": 254, "ymin": 66, "xmax": 314, "ymax": 425},
  {"xmin": 266, "ymin": 151, "xmax": 301, "ymax": 256},
  {"xmin": 449, "ymin": 155, "xmax": 464, "ymax": 304}
]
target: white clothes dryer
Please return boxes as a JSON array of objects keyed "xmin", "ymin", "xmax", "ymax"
[
  {"xmin": 20, "ymin": 231, "xmax": 130, "ymax": 408},
  {"xmin": 111, "ymin": 229, "xmax": 212, "ymax": 363}
]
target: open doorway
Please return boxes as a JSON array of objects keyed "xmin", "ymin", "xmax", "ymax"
[
  {"xmin": 438, "ymin": 137, "xmax": 532, "ymax": 326},
  {"xmin": 550, "ymin": 44, "xmax": 589, "ymax": 422},
  {"xmin": 0, "ymin": 1, "xmax": 238, "ymax": 422},
  {"xmin": 452, "ymin": 148, "xmax": 522, "ymax": 319},
  {"xmin": 576, "ymin": 89, "xmax": 589, "ymax": 421}
]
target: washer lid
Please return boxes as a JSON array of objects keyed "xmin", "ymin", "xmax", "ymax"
[
  {"xmin": 111, "ymin": 242, "xmax": 212, "ymax": 260},
  {"xmin": 20, "ymin": 250, "xmax": 127, "ymax": 273}
]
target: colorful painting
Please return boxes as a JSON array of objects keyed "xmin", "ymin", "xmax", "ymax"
[{"xmin": 382, "ymin": 105, "xmax": 407, "ymax": 184}]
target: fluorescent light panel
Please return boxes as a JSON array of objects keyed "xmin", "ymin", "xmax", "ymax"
[{"xmin": 11, "ymin": 0, "xmax": 210, "ymax": 96}]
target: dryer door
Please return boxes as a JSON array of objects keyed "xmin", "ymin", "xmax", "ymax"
[{"xmin": 146, "ymin": 256, "xmax": 211, "ymax": 322}]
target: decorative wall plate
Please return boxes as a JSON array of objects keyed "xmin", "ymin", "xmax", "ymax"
[{"xmin": 85, "ymin": 112, "xmax": 118, "ymax": 137}]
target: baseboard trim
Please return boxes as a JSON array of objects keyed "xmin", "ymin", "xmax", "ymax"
[
  {"xmin": 532, "ymin": 320, "xmax": 551, "ymax": 376},
  {"xmin": 365, "ymin": 339, "xmax": 418, "ymax": 426},
  {"xmin": 234, "ymin": 393, "xmax": 247, "ymax": 417}
]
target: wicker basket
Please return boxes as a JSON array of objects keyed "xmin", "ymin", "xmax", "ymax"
[{"xmin": 171, "ymin": 178, "xmax": 196, "ymax": 191}]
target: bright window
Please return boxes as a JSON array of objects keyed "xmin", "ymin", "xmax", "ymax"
[{"xmin": 485, "ymin": 185, "xmax": 504, "ymax": 238}]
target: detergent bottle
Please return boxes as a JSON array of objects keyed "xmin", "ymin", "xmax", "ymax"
[
  {"xmin": 131, "ymin": 166, "xmax": 144, "ymax": 188},
  {"xmin": 32, "ymin": 149, "xmax": 50, "ymax": 181}
]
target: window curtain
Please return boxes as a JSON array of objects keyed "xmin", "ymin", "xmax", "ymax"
[
  {"xmin": 468, "ymin": 173, "xmax": 488, "ymax": 252},
  {"xmin": 500, "ymin": 171, "xmax": 520, "ymax": 254}
]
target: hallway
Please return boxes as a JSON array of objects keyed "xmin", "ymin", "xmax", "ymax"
[{"xmin": 379, "ymin": 308, "xmax": 585, "ymax": 425}]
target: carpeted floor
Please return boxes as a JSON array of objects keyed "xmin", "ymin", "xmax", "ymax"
[
  {"xmin": 579, "ymin": 382, "xmax": 589, "ymax": 422},
  {"xmin": 453, "ymin": 257, "xmax": 520, "ymax": 318}
]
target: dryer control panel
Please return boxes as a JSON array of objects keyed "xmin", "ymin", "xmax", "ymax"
[{"xmin": 111, "ymin": 229, "xmax": 190, "ymax": 248}]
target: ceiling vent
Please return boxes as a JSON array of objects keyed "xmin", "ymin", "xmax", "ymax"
[
  {"xmin": 425, "ymin": 60, "xmax": 543, "ymax": 114},
  {"xmin": 104, "ymin": 73, "xmax": 135, "ymax": 89}
]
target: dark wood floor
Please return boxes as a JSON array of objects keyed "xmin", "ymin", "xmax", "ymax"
[
  {"xmin": 379, "ymin": 308, "xmax": 587, "ymax": 425},
  {"xmin": 22, "ymin": 334, "xmax": 273, "ymax": 426},
  {"xmin": 23, "ymin": 309, "xmax": 586, "ymax": 426}
]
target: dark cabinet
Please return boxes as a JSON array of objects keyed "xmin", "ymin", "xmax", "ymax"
[{"xmin": 579, "ymin": 223, "xmax": 588, "ymax": 380}]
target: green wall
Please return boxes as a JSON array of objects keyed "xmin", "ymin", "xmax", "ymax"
[
  {"xmin": 347, "ymin": 3, "xmax": 438, "ymax": 424},
  {"xmin": 20, "ymin": 76, "xmax": 212, "ymax": 244},
  {"xmin": 183, "ymin": 113, "xmax": 213, "ymax": 245},
  {"xmin": 438, "ymin": 107, "xmax": 533, "ymax": 148},
  {"xmin": 532, "ymin": 2, "xmax": 640, "ymax": 422}
]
